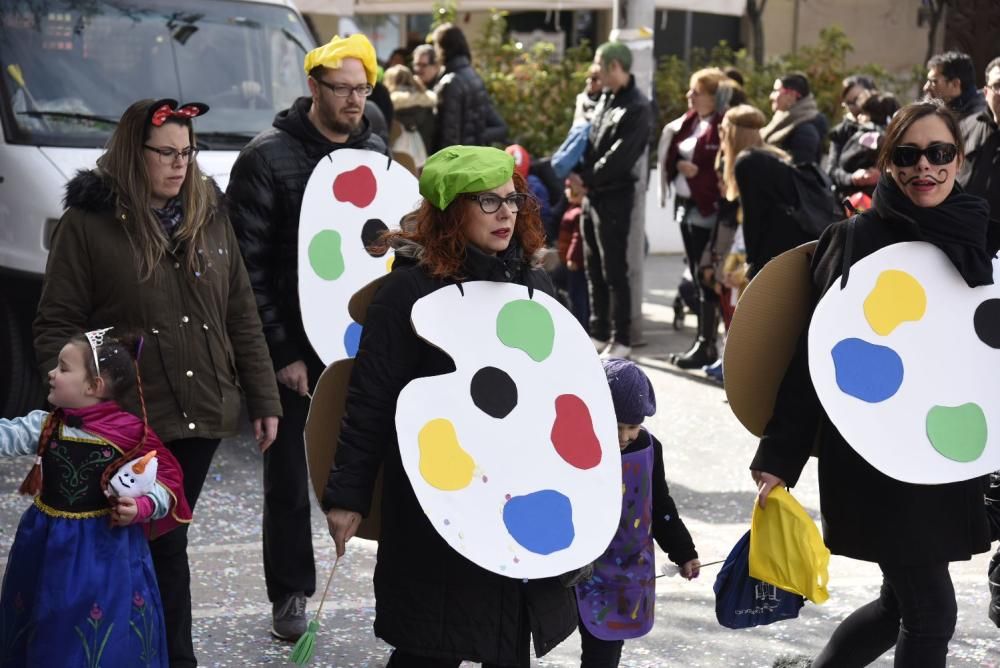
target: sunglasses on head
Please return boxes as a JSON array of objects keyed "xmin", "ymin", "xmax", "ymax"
[{"xmin": 891, "ymin": 142, "xmax": 958, "ymax": 167}]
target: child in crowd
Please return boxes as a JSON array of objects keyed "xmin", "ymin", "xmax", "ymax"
[
  {"xmin": 575, "ymin": 359, "xmax": 700, "ymax": 666},
  {"xmin": 0, "ymin": 330, "xmax": 190, "ymax": 666},
  {"xmin": 560, "ymin": 177, "xmax": 590, "ymax": 329}
]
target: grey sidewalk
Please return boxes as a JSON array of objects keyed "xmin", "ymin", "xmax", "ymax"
[{"xmin": 0, "ymin": 254, "xmax": 997, "ymax": 667}]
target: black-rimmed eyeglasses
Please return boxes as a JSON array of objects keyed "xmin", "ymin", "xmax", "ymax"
[
  {"xmin": 144, "ymin": 145, "xmax": 199, "ymax": 164},
  {"xmin": 467, "ymin": 192, "xmax": 530, "ymax": 214},
  {"xmin": 314, "ymin": 78, "xmax": 374, "ymax": 99}
]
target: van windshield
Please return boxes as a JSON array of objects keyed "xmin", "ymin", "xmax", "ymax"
[{"xmin": 0, "ymin": 0, "xmax": 312, "ymax": 149}]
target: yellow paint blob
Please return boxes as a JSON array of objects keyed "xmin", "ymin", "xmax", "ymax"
[
  {"xmin": 417, "ymin": 418, "xmax": 476, "ymax": 491},
  {"xmin": 863, "ymin": 270, "xmax": 927, "ymax": 336}
]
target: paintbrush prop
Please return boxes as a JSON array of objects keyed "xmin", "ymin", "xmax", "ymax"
[
  {"xmin": 290, "ymin": 554, "xmax": 340, "ymax": 666},
  {"xmin": 656, "ymin": 558, "xmax": 726, "ymax": 579}
]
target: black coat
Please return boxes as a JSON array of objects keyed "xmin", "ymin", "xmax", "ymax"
[
  {"xmin": 580, "ymin": 75, "xmax": 652, "ymax": 195},
  {"xmin": 322, "ymin": 244, "xmax": 576, "ymax": 664},
  {"xmin": 226, "ymin": 97, "xmax": 387, "ymax": 370},
  {"xmin": 432, "ymin": 55, "xmax": 506, "ymax": 152},
  {"xmin": 751, "ymin": 209, "xmax": 998, "ymax": 566},
  {"xmin": 733, "ymin": 148, "xmax": 815, "ymax": 278},
  {"xmin": 959, "ymin": 112, "xmax": 1000, "ymax": 221},
  {"xmin": 779, "ymin": 113, "xmax": 828, "ymax": 165}
]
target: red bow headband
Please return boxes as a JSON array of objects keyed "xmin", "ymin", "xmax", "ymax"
[{"xmin": 148, "ymin": 98, "xmax": 209, "ymax": 127}]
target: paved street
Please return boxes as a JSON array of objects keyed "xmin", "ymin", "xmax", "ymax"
[{"xmin": 1, "ymin": 254, "xmax": 998, "ymax": 667}]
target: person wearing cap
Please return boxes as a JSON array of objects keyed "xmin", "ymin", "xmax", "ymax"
[
  {"xmin": 323, "ymin": 146, "xmax": 578, "ymax": 667},
  {"xmin": 574, "ymin": 358, "xmax": 699, "ymax": 666},
  {"xmin": 761, "ymin": 72, "xmax": 828, "ymax": 164},
  {"xmin": 226, "ymin": 32, "xmax": 387, "ymax": 641},
  {"xmin": 34, "ymin": 98, "xmax": 281, "ymax": 667}
]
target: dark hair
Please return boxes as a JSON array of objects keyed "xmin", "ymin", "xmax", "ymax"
[
  {"xmin": 20, "ymin": 333, "xmax": 150, "ymax": 496},
  {"xmin": 841, "ymin": 74, "xmax": 877, "ymax": 100},
  {"xmin": 724, "ymin": 67, "xmax": 745, "ymax": 86},
  {"xmin": 987, "ymin": 56, "xmax": 1000, "ymax": 78},
  {"xmin": 876, "ymin": 100, "xmax": 964, "ymax": 172},
  {"xmin": 780, "ymin": 72, "xmax": 810, "ymax": 98},
  {"xmin": 927, "ymin": 51, "xmax": 976, "ymax": 92},
  {"xmin": 383, "ymin": 171, "xmax": 545, "ymax": 280},
  {"xmin": 432, "ymin": 23, "xmax": 470, "ymax": 62},
  {"xmin": 861, "ymin": 92, "xmax": 900, "ymax": 126}
]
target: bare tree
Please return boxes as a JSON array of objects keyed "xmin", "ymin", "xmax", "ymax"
[
  {"xmin": 746, "ymin": 0, "xmax": 767, "ymax": 66},
  {"xmin": 919, "ymin": 0, "xmax": 951, "ymax": 64}
]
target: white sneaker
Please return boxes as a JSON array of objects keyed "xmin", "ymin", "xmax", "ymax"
[
  {"xmin": 601, "ymin": 342, "xmax": 632, "ymax": 359},
  {"xmin": 590, "ymin": 337, "xmax": 609, "ymax": 353}
]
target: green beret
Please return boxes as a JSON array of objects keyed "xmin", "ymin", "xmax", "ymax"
[{"xmin": 419, "ymin": 146, "xmax": 515, "ymax": 210}]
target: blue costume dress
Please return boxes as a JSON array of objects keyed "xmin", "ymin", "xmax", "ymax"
[{"xmin": 0, "ymin": 409, "xmax": 169, "ymax": 667}]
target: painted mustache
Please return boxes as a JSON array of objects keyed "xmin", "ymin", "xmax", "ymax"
[{"xmin": 900, "ymin": 170, "xmax": 947, "ymax": 185}]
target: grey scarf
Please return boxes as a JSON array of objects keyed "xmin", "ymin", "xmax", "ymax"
[{"xmin": 761, "ymin": 95, "xmax": 820, "ymax": 147}]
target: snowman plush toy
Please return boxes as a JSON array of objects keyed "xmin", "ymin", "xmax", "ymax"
[{"xmin": 107, "ymin": 450, "xmax": 159, "ymax": 498}]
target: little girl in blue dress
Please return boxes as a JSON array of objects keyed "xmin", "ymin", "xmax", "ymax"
[{"xmin": 0, "ymin": 330, "xmax": 191, "ymax": 667}]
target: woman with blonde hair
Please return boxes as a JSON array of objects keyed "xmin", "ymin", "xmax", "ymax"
[
  {"xmin": 34, "ymin": 97, "xmax": 282, "ymax": 666},
  {"xmin": 383, "ymin": 64, "xmax": 436, "ymax": 165},
  {"xmin": 663, "ymin": 67, "xmax": 730, "ymax": 369}
]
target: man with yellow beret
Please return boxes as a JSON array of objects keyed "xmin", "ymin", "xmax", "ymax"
[{"xmin": 226, "ymin": 32, "xmax": 388, "ymax": 643}]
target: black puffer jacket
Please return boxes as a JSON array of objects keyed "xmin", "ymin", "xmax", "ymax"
[
  {"xmin": 322, "ymin": 242, "xmax": 577, "ymax": 664},
  {"xmin": 580, "ymin": 75, "xmax": 653, "ymax": 195},
  {"xmin": 226, "ymin": 97, "xmax": 387, "ymax": 369},
  {"xmin": 432, "ymin": 55, "xmax": 506, "ymax": 152}
]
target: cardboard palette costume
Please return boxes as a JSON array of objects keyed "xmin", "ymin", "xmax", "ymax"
[
  {"xmin": 298, "ymin": 148, "xmax": 420, "ymax": 362},
  {"xmin": 318, "ymin": 146, "xmax": 590, "ymax": 663}
]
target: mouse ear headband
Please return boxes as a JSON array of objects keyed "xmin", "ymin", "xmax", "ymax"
[{"xmin": 148, "ymin": 98, "xmax": 209, "ymax": 127}]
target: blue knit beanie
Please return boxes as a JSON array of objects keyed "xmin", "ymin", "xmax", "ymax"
[{"xmin": 603, "ymin": 358, "xmax": 656, "ymax": 425}]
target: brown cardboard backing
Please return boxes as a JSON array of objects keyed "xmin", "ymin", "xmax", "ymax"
[{"xmin": 724, "ymin": 241, "xmax": 818, "ymax": 437}]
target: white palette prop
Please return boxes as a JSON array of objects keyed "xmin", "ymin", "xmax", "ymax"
[
  {"xmin": 395, "ymin": 281, "xmax": 621, "ymax": 578},
  {"xmin": 299, "ymin": 148, "xmax": 420, "ymax": 363},
  {"xmin": 808, "ymin": 241, "xmax": 1000, "ymax": 484}
]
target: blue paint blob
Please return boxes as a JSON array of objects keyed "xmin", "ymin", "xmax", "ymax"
[
  {"xmin": 344, "ymin": 322, "xmax": 363, "ymax": 358},
  {"xmin": 502, "ymin": 489, "xmax": 574, "ymax": 555},
  {"xmin": 831, "ymin": 338, "xmax": 904, "ymax": 403}
]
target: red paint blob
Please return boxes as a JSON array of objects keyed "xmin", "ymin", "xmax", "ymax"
[
  {"xmin": 333, "ymin": 166, "xmax": 377, "ymax": 208},
  {"xmin": 551, "ymin": 394, "xmax": 602, "ymax": 470}
]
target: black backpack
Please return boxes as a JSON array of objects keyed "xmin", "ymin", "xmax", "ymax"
[{"xmin": 784, "ymin": 163, "xmax": 842, "ymax": 238}]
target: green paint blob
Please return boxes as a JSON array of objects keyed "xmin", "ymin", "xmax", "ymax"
[
  {"xmin": 496, "ymin": 300, "xmax": 554, "ymax": 362},
  {"xmin": 926, "ymin": 403, "xmax": 988, "ymax": 463},
  {"xmin": 308, "ymin": 230, "xmax": 345, "ymax": 281}
]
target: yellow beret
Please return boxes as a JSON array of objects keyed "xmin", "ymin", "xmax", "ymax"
[
  {"xmin": 303, "ymin": 34, "xmax": 378, "ymax": 87},
  {"xmin": 419, "ymin": 146, "xmax": 515, "ymax": 210}
]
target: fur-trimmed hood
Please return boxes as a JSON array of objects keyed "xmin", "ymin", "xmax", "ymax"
[{"xmin": 63, "ymin": 168, "xmax": 225, "ymax": 214}]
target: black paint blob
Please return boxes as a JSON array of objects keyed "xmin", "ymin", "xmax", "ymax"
[
  {"xmin": 470, "ymin": 367, "xmax": 518, "ymax": 419},
  {"xmin": 362, "ymin": 218, "xmax": 389, "ymax": 257},
  {"xmin": 974, "ymin": 299, "xmax": 1000, "ymax": 349}
]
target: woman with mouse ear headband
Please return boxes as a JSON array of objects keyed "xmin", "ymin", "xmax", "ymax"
[
  {"xmin": 751, "ymin": 100, "xmax": 998, "ymax": 668},
  {"xmin": 33, "ymin": 97, "xmax": 282, "ymax": 667}
]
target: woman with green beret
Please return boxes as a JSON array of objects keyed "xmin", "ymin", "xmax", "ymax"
[{"xmin": 322, "ymin": 146, "xmax": 578, "ymax": 666}]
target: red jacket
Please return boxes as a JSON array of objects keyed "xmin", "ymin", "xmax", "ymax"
[
  {"xmin": 560, "ymin": 206, "xmax": 585, "ymax": 267},
  {"xmin": 664, "ymin": 109, "xmax": 723, "ymax": 216}
]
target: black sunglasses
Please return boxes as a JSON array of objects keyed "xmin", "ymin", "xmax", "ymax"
[{"xmin": 891, "ymin": 142, "xmax": 958, "ymax": 167}]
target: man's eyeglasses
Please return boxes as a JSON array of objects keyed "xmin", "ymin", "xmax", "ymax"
[
  {"xmin": 986, "ymin": 82, "xmax": 1000, "ymax": 94},
  {"xmin": 314, "ymin": 79, "xmax": 374, "ymax": 99},
  {"xmin": 467, "ymin": 192, "xmax": 530, "ymax": 214},
  {"xmin": 586, "ymin": 75, "xmax": 601, "ymax": 83},
  {"xmin": 891, "ymin": 142, "xmax": 958, "ymax": 167},
  {"xmin": 144, "ymin": 145, "xmax": 199, "ymax": 164}
]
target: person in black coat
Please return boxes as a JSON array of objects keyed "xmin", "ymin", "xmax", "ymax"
[
  {"xmin": 761, "ymin": 72, "xmax": 828, "ymax": 164},
  {"xmin": 430, "ymin": 23, "xmax": 507, "ymax": 151},
  {"xmin": 323, "ymin": 146, "xmax": 578, "ymax": 667},
  {"xmin": 226, "ymin": 34, "xmax": 387, "ymax": 642},
  {"xmin": 752, "ymin": 102, "xmax": 998, "ymax": 667},
  {"xmin": 960, "ymin": 56, "xmax": 1000, "ymax": 219},
  {"xmin": 824, "ymin": 74, "xmax": 878, "ymax": 181}
]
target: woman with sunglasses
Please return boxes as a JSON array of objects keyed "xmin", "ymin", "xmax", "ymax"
[
  {"xmin": 752, "ymin": 101, "xmax": 998, "ymax": 667},
  {"xmin": 33, "ymin": 98, "xmax": 281, "ymax": 667},
  {"xmin": 323, "ymin": 146, "xmax": 578, "ymax": 667}
]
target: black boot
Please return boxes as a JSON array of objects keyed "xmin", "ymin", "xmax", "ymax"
[
  {"xmin": 672, "ymin": 295, "xmax": 685, "ymax": 330},
  {"xmin": 672, "ymin": 302, "xmax": 718, "ymax": 369}
]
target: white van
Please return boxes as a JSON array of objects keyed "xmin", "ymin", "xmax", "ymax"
[{"xmin": 0, "ymin": 0, "xmax": 316, "ymax": 416}]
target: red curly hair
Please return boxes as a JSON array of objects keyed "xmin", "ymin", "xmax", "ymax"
[{"xmin": 383, "ymin": 171, "xmax": 546, "ymax": 280}]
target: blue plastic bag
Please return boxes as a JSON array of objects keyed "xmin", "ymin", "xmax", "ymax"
[{"xmin": 714, "ymin": 530, "xmax": 805, "ymax": 629}]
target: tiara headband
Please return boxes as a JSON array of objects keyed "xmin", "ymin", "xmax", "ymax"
[
  {"xmin": 148, "ymin": 98, "xmax": 209, "ymax": 127},
  {"xmin": 85, "ymin": 327, "xmax": 114, "ymax": 374}
]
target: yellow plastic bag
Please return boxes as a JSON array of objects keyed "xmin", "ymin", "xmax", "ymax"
[{"xmin": 749, "ymin": 487, "xmax": 831, "ymax": 604}]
